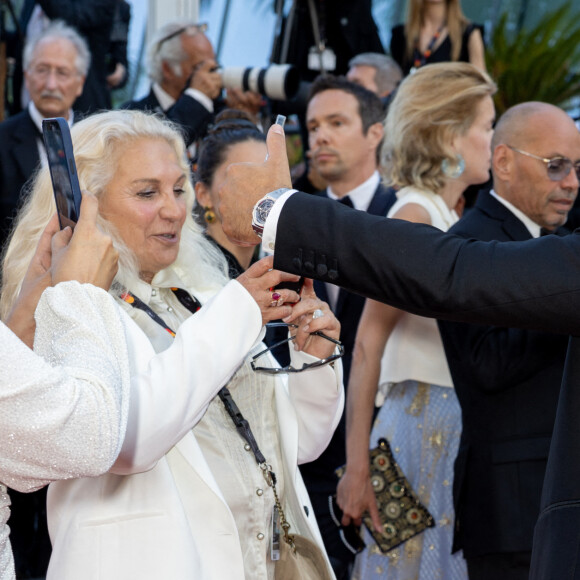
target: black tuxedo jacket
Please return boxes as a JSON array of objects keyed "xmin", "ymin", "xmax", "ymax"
[
  {"xmin": 301, "ymin": 183, "xmax": 396, "ymax": 495},
  {"xmin": 437, "ymin": 192, "xmax": 568, "ymax": 558},
  {"xmin": 271, "ymin": 192, "xmax": 580, "ymax": 579},
  {"xmin": 39, "ymin": 0, "xmax": 116, "ymax": 115},
  {"xmin": 123, "ymin": 88, "xmax": 214, "ymax": 147},
  {"xmin": 0, "ymin": 110, "xmax": 41, "ymax": 247}
]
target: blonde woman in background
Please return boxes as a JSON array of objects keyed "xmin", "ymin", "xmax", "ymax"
[
  {"xmin": 390, "ymin": 0, "xmax": 486, "ymax": 76},
  {"xmin": 336, "ymin": 62, "xmax": 496, "ymax": 580}
]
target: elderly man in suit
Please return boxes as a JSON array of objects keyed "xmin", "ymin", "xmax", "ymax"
[
  {"xmin": 299, "ymin": 74, "xmax": 395, "ymax": 579},
  {"xmin": 438, "ymin": 102, "xmax": 577, "ymax": 580},
  {"xmin": 0, "ymin": 21, "xmax": 88, "ymax": 250},
  {"xmin": 215, "ymin": 97, "xmax": 580, "ymax": 579}
]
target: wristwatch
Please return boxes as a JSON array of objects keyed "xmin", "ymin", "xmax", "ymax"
[{"xmin": 251, "ymin": 188, "xmax": 292, "ymax": 238}]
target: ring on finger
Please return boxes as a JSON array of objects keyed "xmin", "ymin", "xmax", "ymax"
[
  {"xmin": 270, "ymin": 291, "xmax": 284, "ymax": 308},
  {"xmin": 312, "ymin": 308, "xmax": 324, "ymax": 319}
]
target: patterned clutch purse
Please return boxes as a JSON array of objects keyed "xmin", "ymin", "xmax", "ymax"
[{"xmin": 335, "ymin": 437, "xmax": 435, "ymax": 553}]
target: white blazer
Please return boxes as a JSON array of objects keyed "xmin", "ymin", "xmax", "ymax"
[{"xmin": 46, "ymin": 280, "xmax": 344, "ymax": 579}]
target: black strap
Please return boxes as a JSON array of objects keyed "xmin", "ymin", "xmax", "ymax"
[
  {"xmin": 120, "ymin": 287, "xmax": 202, "ymax": 337},
  {"xmin": 218, "ymin": 388, "xmax": 270, "ymax": 471}
]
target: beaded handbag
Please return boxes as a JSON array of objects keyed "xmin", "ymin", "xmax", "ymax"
[{"xmin": 335, "ymin": 437, "xmax": 435, "ymax": 553}]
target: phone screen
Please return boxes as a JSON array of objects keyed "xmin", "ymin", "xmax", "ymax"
[{"xmin": 43, "ymin": 118, "xmax": 82, "ymax": 229}]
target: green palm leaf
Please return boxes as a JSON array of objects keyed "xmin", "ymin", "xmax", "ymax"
[{"xmin": 487, "ymin": 2, "xmax": 580, "ymax": 114}]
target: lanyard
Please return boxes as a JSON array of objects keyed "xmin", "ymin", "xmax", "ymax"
[
  {"xmin": 120, "ymin": 287, "xmax": 202, "ymax": 337},
  {"xmin": 413, "ymin": 24, "xmax": 445, "ymax": 69}
]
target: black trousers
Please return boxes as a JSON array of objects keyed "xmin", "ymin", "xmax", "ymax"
[{"xmin": 467, "ymin": 551, "xmax": 532, "ymax": 580}]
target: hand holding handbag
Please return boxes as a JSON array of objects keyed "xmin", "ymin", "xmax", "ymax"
[{"xmin": 335, "ymin": 437, "xmax": 435, "ymax": 553}]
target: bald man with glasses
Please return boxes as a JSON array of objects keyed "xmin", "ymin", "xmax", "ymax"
[{"xmin": 435, "ymin": 101, "xmax": 578, "ymax": 580}]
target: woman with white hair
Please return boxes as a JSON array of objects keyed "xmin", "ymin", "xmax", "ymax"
[{"xmin": 2, "ymin": 109, "xmax": 343, "ymax": 579}]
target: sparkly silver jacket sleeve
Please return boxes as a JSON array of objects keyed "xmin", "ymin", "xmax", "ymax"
[{"xmin": 0, "ymin": 281, "xmax": 131, "ymax": 493}]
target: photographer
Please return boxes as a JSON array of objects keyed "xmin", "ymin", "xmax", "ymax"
[{"xmin": 123, "ymin": 21, "xmax": 262, "ymax": 151}]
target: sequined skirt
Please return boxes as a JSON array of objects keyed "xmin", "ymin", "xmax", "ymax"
[{"xmin": 352, "ymin": 380, "xmax": 467, "ymax": 580}]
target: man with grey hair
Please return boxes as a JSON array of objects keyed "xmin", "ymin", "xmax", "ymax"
[
  {"xmin": 124, "ymin": 21, "xmax": 261, "ymax": 149},
  {"xmin": 347, "ymin": 52, "xmax": 402, "ymax": 104},
  {"xmin": 0, "ymin": 20, "xmax": 89, "ymax": 248}
]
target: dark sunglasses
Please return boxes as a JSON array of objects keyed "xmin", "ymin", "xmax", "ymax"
[
  {"xmin": 507, "ymin": 145, "xmax": 580, "ymax": 182},
  {"xmin": 155, "ymin": 23, "xmax": 208, "ymax": 53},
  {"xmin": 328, "ymin": 495, "xmax": 366, "ymax": 554}
]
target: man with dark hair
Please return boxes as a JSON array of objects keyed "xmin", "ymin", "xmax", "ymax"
[
  {"xmin": 300, "ymin": 75, "xmax": 395, "ymax": 579},
  {"xmin": 346, "ymin": 52, "xmax": 402, "ymax": 103}
]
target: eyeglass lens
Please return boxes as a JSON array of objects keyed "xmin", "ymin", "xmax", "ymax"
[{"xmin": 547, "ymin": 158, "xmax": 580, "ymax": 182}]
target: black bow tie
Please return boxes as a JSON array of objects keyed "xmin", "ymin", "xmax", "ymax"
[{"xmin": 339, "ymin": 196, "xmax": 353, "ymax": 208}]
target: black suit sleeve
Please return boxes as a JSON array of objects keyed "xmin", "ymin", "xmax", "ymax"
[{"xmin": 272, "ymin": 192, "xmax": 580, "ymax": 335}]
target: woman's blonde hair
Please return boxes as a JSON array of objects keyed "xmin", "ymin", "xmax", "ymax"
[
  {"xmin": 1, "ymin": 109, "xmax": 228, "ymax": 319},
  {"xmin": 405, "ymin": 0, "xmax": 468, "ymax": 64},
  {"xmin": 381, "ymin": 62, "xmax": 496, "ymax": 192}
]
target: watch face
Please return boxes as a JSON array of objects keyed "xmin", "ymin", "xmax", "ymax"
[{"xmin": 256, "ymin": 198, "xmax": 275, "ymax": 223}]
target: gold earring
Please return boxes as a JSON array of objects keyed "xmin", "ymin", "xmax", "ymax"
[{"xmin": 204, "ymin": 206, "xmax": 216, "ymax": 224}]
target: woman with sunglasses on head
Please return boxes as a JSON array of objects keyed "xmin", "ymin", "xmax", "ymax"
[
  {"xmin": 336, "ymin": 62, "xmax": 496, "ymax": 580},
  {"xmin": 391, "ymin": 0, "xmax": 486, "ymax": 77},
  {"xmin": 1, "ymin": 109, "xmax": 342, "ymax": 579}
]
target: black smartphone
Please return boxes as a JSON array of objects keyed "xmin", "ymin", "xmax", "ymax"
[
  {"xmin": 42, "ymin": 117, "xmax": 82, "ymax": 229},
  {"xmin": 274, "ymin": 277, "xmax": 304, "ymax": 294}
]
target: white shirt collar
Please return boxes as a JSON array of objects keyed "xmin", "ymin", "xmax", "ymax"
[
  {"xmin": 489, "ymin": 189, "xmax": 542, "ymax": 238},
  {"xmin": 28, "ymin": 101, "xmax": 74, "ymax": 133},
  {"xmin": 152, "ymin": 82, "xmax": 176, "ymax": 112},
  {"xmin": 326, "ymin": 171, "xmax": 380, "ymax": 211}
]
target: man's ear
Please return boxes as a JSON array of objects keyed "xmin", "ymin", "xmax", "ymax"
[
  {"xmin": 367, "ymin": 121, "xmax": 384, "ymax": 149},
  {"xmin": 493, "ymin": 144, "xmax": 513, "ymax": 181},
  {"xmin": 161, "ymin": 60, "xmax": 178, "ymax": 83},
  {"xmin": 75, "ymin": 76, "xmax": 86, "ymax": 98}
]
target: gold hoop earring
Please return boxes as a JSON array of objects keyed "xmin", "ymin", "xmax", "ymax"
[{"xmin": 204, "ymin": 206, "xmax": 216, "ymax": 224}]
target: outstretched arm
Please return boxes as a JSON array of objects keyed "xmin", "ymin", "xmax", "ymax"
[{"xmin": 273, "ymin": 193, "xmax": 580, "ymax": 336}]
